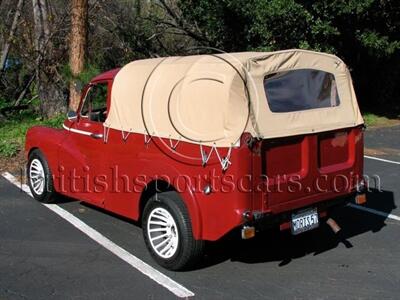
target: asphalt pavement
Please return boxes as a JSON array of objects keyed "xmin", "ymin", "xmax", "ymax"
[{"xmin": 1, "ymin": 126, "xmax": 399, "ymax": 299}]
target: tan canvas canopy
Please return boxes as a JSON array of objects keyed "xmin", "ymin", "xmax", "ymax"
[{"xmin": 104, "ymin": 49, "xmax": 363, "ymax": 147}]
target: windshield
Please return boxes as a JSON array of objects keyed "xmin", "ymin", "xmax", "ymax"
[{"xmin": 264, "ymin": 69, "xmax": 340, "ymax": 113}]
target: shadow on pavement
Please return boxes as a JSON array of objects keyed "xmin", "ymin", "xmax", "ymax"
[
  {"xmin": 198, "ymin": 188, "xmax": 396, "ymax": 269},
  {"xmin": 54, "ymin": 188, "xmax": 395, "ymax": 271}
]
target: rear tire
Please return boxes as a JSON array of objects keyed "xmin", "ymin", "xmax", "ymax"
[
  {"xmin": 142, "ymin": 191, "xmax": 204, "ymax": 270},
  {"xmin": 27, "ymin": 149, "xmax": 56, "ymax": 203}
]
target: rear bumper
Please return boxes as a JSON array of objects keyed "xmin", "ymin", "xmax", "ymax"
[{"xmin": 251, "ymin": 192, "xmax": 357, "ymax": 232}]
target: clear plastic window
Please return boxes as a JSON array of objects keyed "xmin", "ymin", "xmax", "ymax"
[{"xmin": 264, "ymin": 69, "xmax": 340, "ymax": 113}]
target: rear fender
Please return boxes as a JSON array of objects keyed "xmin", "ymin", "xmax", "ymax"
[{"xmin": 136, "ymin": 163, "xmax": 202, "ymax": 240}]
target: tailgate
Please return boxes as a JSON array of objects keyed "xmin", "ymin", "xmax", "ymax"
[{"xmin": 260, "ymin": 126, "xmax": 364, "ymax": 213}]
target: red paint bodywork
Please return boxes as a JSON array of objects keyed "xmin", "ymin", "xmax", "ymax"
[{"xmin": 25, "ymin": 69, "xmax": 364, "ymax": 242}]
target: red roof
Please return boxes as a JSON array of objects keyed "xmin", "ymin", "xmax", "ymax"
[{"xmin": 91, "ymin": 68, "xmax": 121, "ymax": 82}]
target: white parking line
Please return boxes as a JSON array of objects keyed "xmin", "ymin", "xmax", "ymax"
[
  {"xmin": 364, "ymin": 155, "xmax": 400, "ymax": 165},
  {"xmin": 348, "ymin": 203, "xmax": 400, "ymax": 222},
  {"xmin": 1, "ymin": 172, "xmax": 194, "ymax": 299}
]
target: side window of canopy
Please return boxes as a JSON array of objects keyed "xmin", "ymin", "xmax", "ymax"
[
  {"xmin": 264, "ymin": 69, "xmax": 340, "ymax": 113},
  {"xmin": 80, "ymin": 83, "xmax": 108, "ymax": 122}
]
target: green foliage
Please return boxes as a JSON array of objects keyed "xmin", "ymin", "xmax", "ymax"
[
  {"xmin": 1, "ymin": 0, "xmax": 399, "ymax": 124},
  {"xmin": 62, "ymin": 63, "xmax": 101, "ymax": 86},
  {"xmin": 357, "ymin": 31, "xmax": 400, "ymax": 56},
  {"xmin": 0, "ymin": 113, "xmax": 65, "ymax": 158},
  {"xmin": 0, "ymin": 98, "xmax": 8, "ymax": 110},
  {"xmin": 177, "ymin": 0, "xmax": 400, "ymax": 113},
  {"xmin": 362, "ymin": 112, "xmax": 398, "ymax": 127},
  {"xmin": 0, "ymin": 141, "xmax": 19, "ymax": 158},
  {"xmin": 363, "ymin": 113, "xmax": 381, "ymax": 127}
]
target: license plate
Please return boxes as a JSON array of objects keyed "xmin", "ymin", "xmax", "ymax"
[{"xmin": 291, "ymin": 208, "xmax": 319, "ymax": 235}]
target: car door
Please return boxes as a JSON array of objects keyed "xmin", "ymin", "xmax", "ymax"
[{"xmin": 59, "ymin": 81, "xmax": 110, "ymax": 206}]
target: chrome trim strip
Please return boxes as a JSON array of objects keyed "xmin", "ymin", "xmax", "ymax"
[{"xmin": 62, "ymin": 124, "xmax": 93, "ymax": 136}]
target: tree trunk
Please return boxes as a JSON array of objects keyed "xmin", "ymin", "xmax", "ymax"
[
  {"xmin": 32, "ymin": 0, "xmax": 65, "ymax": 118},
  {"xmin": 39, "ymin": 0, "xmax": 50, "ymax": 38},
  {"xmin": 14, "ymin": 74, "xmax": 35, "ymax": 106},
  {"xmin": 0, "ymin": 0, "xmax": 24, "ymax": 73},
  {"xmin": 69, "ymin": 0, "xmax": 88, "ymax": 111},
  {"xmin": 32, "ymin": 0, "xmax": 44, "ymax": 52}
]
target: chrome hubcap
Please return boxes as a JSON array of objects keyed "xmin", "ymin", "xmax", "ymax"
[
  {"xmin": 147, "ymin": 207, "xmax": 179, "ymax": 259},
  {"xmin": 29, "ymin": 159, "xmax": 45, "ymax": 195}
]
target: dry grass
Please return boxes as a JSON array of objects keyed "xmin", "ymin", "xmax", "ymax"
[{"xmin": 0, "ymin": 150, "xmax": 26, "ymax": 175}]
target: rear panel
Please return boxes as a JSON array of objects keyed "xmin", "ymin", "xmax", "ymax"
[{"xmin": 259, "ymin": 126, "xmax": 363, "ymax": 213}]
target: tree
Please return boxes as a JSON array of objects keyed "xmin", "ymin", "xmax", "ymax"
[
  {"xmin": 32, "ymin": 0, "xmax": 66, "ymax": 118},
  {"xmin": 69, "ymin": 0, "xmax": 88, "ymax": 111},
  {"xmin": 0, "ymin": 0, "xmax": 24, "ymax": 72},
  {"xmin": 173, "ymin": 0, "xmax": 400, "ymax": 114},
  {"xmin": 0, "ymin": 0, "xmax": 398, "ymax": 118}
]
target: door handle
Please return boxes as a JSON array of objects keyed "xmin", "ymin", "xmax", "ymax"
[{"xmin": 90, "ymin": 133, "xmax": 104, "ymax": 140}]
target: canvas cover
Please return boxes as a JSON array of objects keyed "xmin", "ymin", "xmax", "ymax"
[{"xmin": 104, "ymin": 49, "xmax": 363, "ymax": 147}]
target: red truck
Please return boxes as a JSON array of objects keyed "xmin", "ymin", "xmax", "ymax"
[{"xmin": 26, "ymin": 50, "xmax": 366, "ymax": 270}]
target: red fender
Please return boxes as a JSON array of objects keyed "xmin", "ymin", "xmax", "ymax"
[
  {"xmin": 25, "ymin": 126, "xmax": 66, "ymax": 187},
  {"xmin": 135, "ymin": 163, "xmax": 203, "ymax": 240}
]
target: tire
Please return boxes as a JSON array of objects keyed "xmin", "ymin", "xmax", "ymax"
[
  {"xmin": 142, "ymin": 191, "xmax": 204, "ymax": 270},
  {"xmin": 27, "ymin": 149, "xmax": 56, "ymax": 203}
]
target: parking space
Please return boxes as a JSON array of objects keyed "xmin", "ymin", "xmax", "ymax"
[
  {"xmin": 1, "ymin": 126, "xmax": 399, "ymax": 299},
  {"xmin": 0, "ymin": 177, "xmax": 175, "ymax": 300},
  {"xmin": 365, "ymin": 125, "xmax": 400, "ymax": 163}
]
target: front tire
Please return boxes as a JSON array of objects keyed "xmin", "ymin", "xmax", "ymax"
[
  {"xmin": 27, "ymin": 149, "xmax": 56, "ymax": 203},
  {"xmin": 142, "ymin": 191, "xmax": 204, "ymax": 270}
]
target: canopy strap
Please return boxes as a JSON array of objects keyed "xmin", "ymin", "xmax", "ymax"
[
  {"xmin": 144, "ymin": 132, "xmax": 152, "ymax": 144},
  {"xmin": 103, "ymin": 125, "xmax": 110, "ymax": 144},
  {"xmin": 200, "ymin": 144, "xmax": 215, "ymax": 166},
  {"xmin": 215, "ymin": 146, "xmax": 232, "ymax": 171},
  {"xmin": 169, "ymin": 136, "xmax": 181, "ymax": 150},
  {"xmin": 122, "ymin": 130, "xmax": 131, "ymax": 142},
  {"xmin": 200, "ymin": 144, "xmax": 233, "ymax": 171}
]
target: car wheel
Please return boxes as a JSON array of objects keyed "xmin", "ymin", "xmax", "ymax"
[
  {"xmin": 27, "ymin": 149, "xmax": 56, "ymax": 203},
  {"xmin": 142, "ymin": 191, "xmax": 204, "ymax": 270}
]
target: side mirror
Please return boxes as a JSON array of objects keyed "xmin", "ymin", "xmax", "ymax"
[{"xmin": 67, "ymin": 110, "xmax": 78, "ymax": 122}]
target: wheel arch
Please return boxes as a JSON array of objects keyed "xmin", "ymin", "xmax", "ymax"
[
  {"xmin": 25, "ymin": 126, "xmax": 66, "ymax": 193},
  {"xmin": 27, "ymin": 146, "xmax": 40, "ymax": 158},
  {"xmin": 138, "ymin": 178, "xmax": 203, "ymax": 240}
]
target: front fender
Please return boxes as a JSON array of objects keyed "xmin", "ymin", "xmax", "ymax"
[{"xmin": 25, "ymin": 126, "xmax": 67, "ymax": 183}]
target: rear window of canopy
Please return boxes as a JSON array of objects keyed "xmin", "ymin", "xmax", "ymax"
[{"xmin": 264, "ymin": 69, "xmax": 340, "ymax": 113}]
